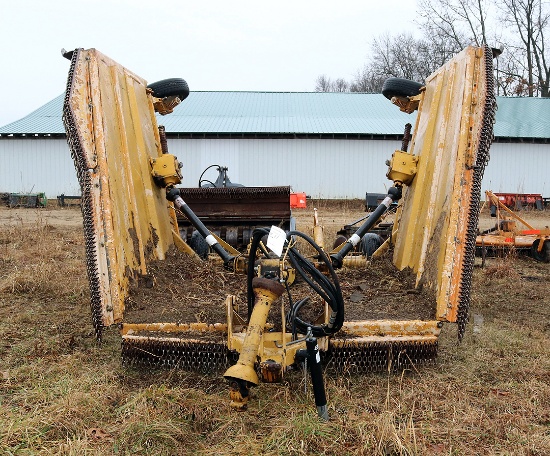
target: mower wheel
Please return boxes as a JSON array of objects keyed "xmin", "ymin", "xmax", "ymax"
[
  {"xmin": 361, "ymin": 233, "xmax": 383, "ymax": 258},
  {"xmin": 382, "ymin": 77, "xmax": 423, "ymax": 100},
  {"xmin": 147, "ymin": 78, "xmax": 190, "ymax": 102},
  {"xmin": 189, "ymin": 231, "xmax": 209, "ymax": 259},
  {"xmin": 531, "ymin": 239, "xmax": 549, "ymax": 263}
]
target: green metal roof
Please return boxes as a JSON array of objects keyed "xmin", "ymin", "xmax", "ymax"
[
  {"xmin": 1, "ymin": 92, "xmax": 549, "ymax": 139},
  {"xmin": 491, "ymin": 97, "xmax": 550, "ymax": 138},
  {"xmin": 0, "ymin": 95, "xmax": 66, "ymax": 135},
  {"xmin": 163, "ymin": 92, "xmax": 414, "ymax": 135}
]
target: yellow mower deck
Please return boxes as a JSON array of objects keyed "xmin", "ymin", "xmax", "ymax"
[{"xmin": 64, "ymin": 46, "xmax": 495, "ymax": 375}]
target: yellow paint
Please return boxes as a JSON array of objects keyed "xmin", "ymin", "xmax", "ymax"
[
  {"xmin": 66, "ymin": 49, "xmax": 177, "ymax": 327},
  {"xmin": 66, "ymin": 47, "xmax": 493, "ymax": 376},
  {"xmin": 341, "ymin": 320, "xmax": 441, "ymax": 336},
  {"xmin": 150, "ymin": 154, "xmax": 183, "ymax": 187},
  {"xmin": 122, "ymin": 322, "xmax": 228, "ymax": 336},
  {"xmin": 224, "ymin": 279, "xmax": 285, "ymax": 385},
  {"xmin": 331, "ymin": 335, "xmax": 438, "ymax": 345},
  {"xmin": 341, "ymin": 256, "xmax": 368, "ymax": 268},
  {"xmin": 386, "ymin": 150, "xmax": 419, "ymax": 185},
  {"xmin": 172, "ymin": 229, "xmax": 199, "ymax": 257},
  {"xmin": 392, "ymin": 46, "xmax": 491, "ymax": 322},
  {"xmin": 313, "ymin": 208, "xmax": 325, "ymax": 250}
]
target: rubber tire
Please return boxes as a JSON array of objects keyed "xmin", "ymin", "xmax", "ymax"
[
  {"xmin": 382, "ymin": 77, "xmax": 423, "ymax": 100},
  {"xmin": 531, "ymin": 239, "xmax": 549, "ymax": 263},
  {"xmin": 189, "ymin": 231, "xmax": 209, "ymax": 259},
  {"xmin": 147, "ymin": 78, "xmax": 190, "ymax": 101},
  {"xmin": 361, "ymin": 233, "xmax": 383, "ymax": 258}
]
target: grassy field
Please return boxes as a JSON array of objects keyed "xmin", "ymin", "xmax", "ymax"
[{"xmin": 1, "ymin": 205, "xmax": 549, "ymax": 455}]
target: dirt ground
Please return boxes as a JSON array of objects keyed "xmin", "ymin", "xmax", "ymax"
[
  {"xmin": 0, "ymin": 205, "xmax": 84, "ymax": 227},
  {"xmin": 2, "ymin": 199, "xmax": 548, "ymax": 231},
  {"xmin": 2, "ymin": 200, "xmax": 548, "ymax": 330}
]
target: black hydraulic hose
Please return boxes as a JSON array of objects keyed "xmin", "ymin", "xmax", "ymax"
[
  {"xmin": 246, "ymin": 227, "xmax": 343, "ymax": 336},
  {"xmin": 199, "ymin": 179, "xmax": 217, "ymax": 188},
  {"xmin": 288, "ymin": 253, "xmax": 332, "ymax": 303},
  {"xmin": 285, "ymin": 230, "xmax": 344, "ymax": 337},
  {"xmin": 197, "ymin": 164, "xmax": 221, "ymax": 188},
  {"xmin": 330, "ymin": 186, "xmax": 402, "ymax": 268},
  {"xmin": 166, "ymin": 187, "xmax": 235, "ymax": 268},
  {"xmin": 288, "ymin": 296, "xmax": 308, "ymax": 340}
]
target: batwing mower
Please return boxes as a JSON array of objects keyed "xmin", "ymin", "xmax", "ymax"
[{"xmin": 63, "ymin": 45, "xmax": 496, "ymax": 414}]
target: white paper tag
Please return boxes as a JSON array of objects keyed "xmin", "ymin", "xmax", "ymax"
[{"xmin": 266, "ymin": 225, "xmax": 286, "ymax": 257}]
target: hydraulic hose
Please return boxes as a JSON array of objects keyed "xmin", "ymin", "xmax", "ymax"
[
  {"xmin": 198, "ymin": 164, "xmax": 221, "ymax": 187},
  {"xmin": 306, "ymin": 334, "xmax": 329, "ymax": 420},
  {"xmin": 246, "ymin": 226, "xmax": 344, "ymax": 337},
  {"xmin": 285, "ymin": 230, "xmax": 344, "ymax": 337}
]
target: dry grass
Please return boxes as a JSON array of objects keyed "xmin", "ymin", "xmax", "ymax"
[{"xmin": 1, "ymin": 209, "xmax": 550, "ymax": 455}]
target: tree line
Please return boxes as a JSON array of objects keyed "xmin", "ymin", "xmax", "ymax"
[{"xmin": 315, "ymin": 0, "xmax": 549, "ymax": 97}]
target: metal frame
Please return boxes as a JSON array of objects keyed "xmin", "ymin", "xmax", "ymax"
[{"xmin": 64, "ymin": 46, "xmax": 496, "ymax": 382}]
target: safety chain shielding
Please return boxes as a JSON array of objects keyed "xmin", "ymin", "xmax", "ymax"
[{"xmin": 457, "ymin": 44, "xmax": 497, "ymax": 340}]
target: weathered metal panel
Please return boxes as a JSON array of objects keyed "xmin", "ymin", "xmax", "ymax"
[
  {"xmin": 0, "ymin": 137, "xmax": 548, "ymax": 200},
  {"xmin": 3, "ymin": 92, "xmax": 550, "ymax": 139},
  {"xmin": 0, "ymin": 138, "xmax": 79, "ymax": 197},
  {"xmin": 64, "ymin": 48, "xmax": 178, "ymax": 330},
  {"xmin": 392, "ymin": 46, "xmax": 494, "ymax": 324}
]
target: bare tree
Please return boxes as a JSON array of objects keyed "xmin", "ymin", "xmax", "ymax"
[
  {"xmin": 332, "ymin": 78, "xmax": 349, "ymax": 92},
  {"xmin": 314, "ymin": 0, "xmax": 549, "ymax": 97},
  {"xmin": 315, "ymin": 75, "xmax": 334, "ymax": 92},
  {"xmin": 418, "ymin": 0, "xmax": 549, "ymax": 96},
  {"xmin": 419, "ymin": 0, "xmax": 547, "ymax": 96},
  {"xmin": 315, "ymin": 75, "xmax": 350, "ymax": 92},
  {"xmin": 494, "ymin": 47, "xmax": 530, "ymax": 95},
  {"xmin": 315, "ymin": 32, "xmax": 458, "ymax": 93},
  {"xmin": 370, "ymin": 33, "xmax": 422, "ymax": 81},
  {"xmin": 349, "ymin": 66, "xmax": 386, "ymax": 92},
  {"xmin": 417, "ymin": 0, "xmax": 492, "ymax": 46},
  {"xmin": 369, "ymin": 32, "xmax": 459, "ymax": 83},
  {"xmin": 499, "ymin": 0, "xmax": 550, "ymax": 96}
]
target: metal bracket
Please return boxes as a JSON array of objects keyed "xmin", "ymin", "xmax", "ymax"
[{"xmin": 391, "ymin": 91, "xmax": 424, "ymax": 114}]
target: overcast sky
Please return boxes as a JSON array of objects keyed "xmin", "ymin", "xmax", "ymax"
[{"xmin": 0, "ymin": 0, "xmax": 417, "ymax": 127}]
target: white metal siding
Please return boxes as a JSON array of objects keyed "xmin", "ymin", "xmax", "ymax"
[
  {"xmin": 0, "ymin": 139, "xmax": 79, "ymax": 198},
  {"xmin": 169, "ymin": 139, "xmax": 550, "ymax": 198},
  {"xmin": 482, "ymin": 143, "xmax": 549, "ymax": 195},
  {"xmin": 170, "ymin": 138, "xmax": 399, "ymax": 199},
  {"xmin": 0, "ymin": 138, "xmax": 548, "ymax": 199}
]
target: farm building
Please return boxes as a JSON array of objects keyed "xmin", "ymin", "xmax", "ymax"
[{"xmin": 0, "ymin": 92, "xmax": 549, "ymax": 200}]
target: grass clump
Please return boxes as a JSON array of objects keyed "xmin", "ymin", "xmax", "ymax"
[{"xmin": 1, "ymin": 208, "xmax": 550, "ymax": 455}]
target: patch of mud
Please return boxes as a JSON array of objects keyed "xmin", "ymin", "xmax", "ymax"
[
  {"xmin": 337, "ymin": 256, "xmax": 435, "ymax": 321},
  {"xmin": 125, "ymin": 247, "xmax": 246, "ymax": 325},
  {"xmin": 123, "ymin": 248, "xmax": 435, "ymax": 331}
]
